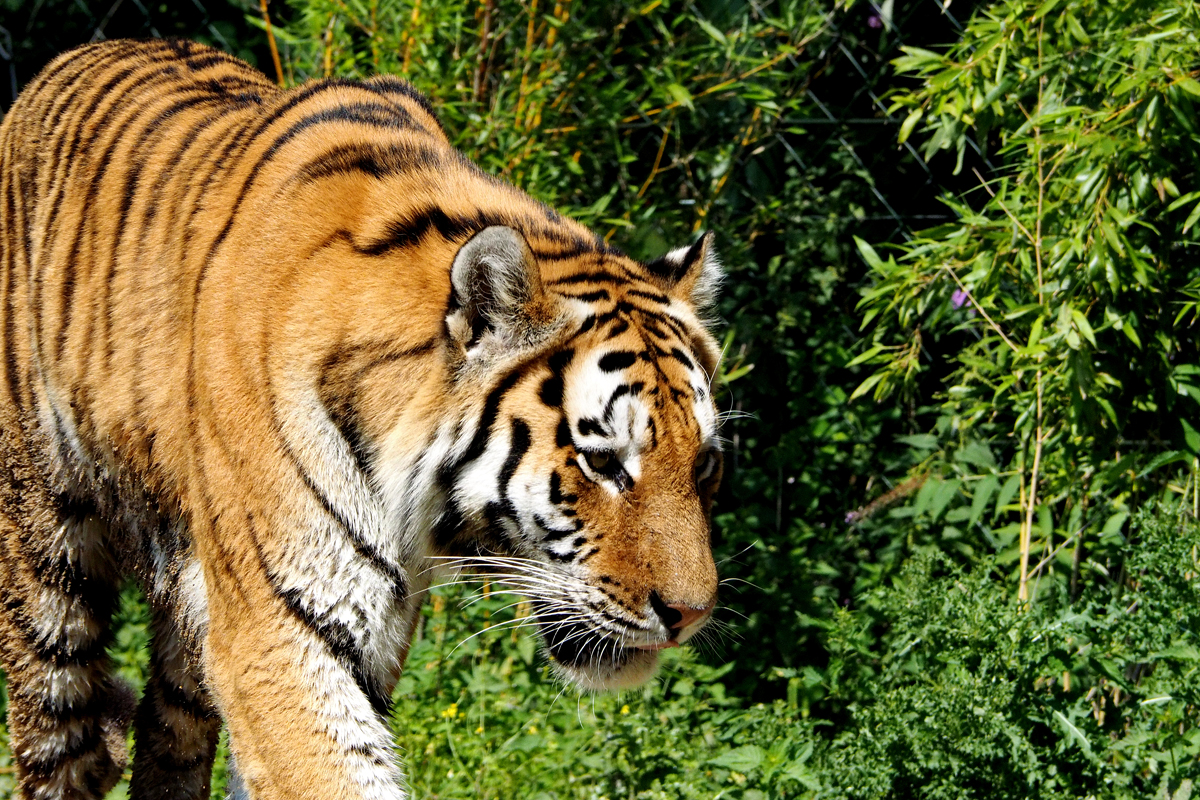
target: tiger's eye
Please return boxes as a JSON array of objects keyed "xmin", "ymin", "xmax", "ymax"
[{"xmin": 587, "ymin": 452, "xmax": 611, "ymax": 471}]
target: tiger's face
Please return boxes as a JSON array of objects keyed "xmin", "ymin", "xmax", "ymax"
[{"xmin": 441, "ymin": 226, "xmax": 723, "ymax": 690}]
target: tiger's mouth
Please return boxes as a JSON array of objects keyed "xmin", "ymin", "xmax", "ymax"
[{"xmin": 533, "ymin": 604, "xmax": 663, "ymax": 690}]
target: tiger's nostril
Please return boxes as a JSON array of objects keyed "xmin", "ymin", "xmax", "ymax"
[
  {"xmin": 649, "ymin": 592, "xmax": 711, "ymax": 633},
  {"xmin": 649, "ymin": 591, "xmax": 683, "ymax": 630}
]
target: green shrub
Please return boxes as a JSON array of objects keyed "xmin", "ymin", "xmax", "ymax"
[
  {"xmin": 819, "ymin": 506, "xmax": 1200, "ymax": 800},
  {"xmin": 853, "ymin": 0, "xmax": 1200, "ymax": 600}
]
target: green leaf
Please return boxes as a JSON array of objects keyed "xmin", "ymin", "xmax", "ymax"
[
  {"xmin": 897, "ymin": 434, "xmax": 938, "ymax": 451},
  {"xmin": 1101, "ymin": 509, "xmax": 1129, "ymax": 539},
  {"xmin": 1033, "ymin": 0, "xmax": 1062, "ymax": 17},
  {"xmin": 694, "ymin": 17, "xmax": 728, "ymax": 45},
  {"xmin": 709, "ymin": 745, "xmax": 765, "ymax": 772},
  {"xmin": 1183, "ymin": 418, "xmax": 1200, "ymax": 455},
  {"xmin": 1053, "ymin": 710, "xmax": 1092, "ymax": 754},
  {"xmin": 892, "ymin": 46, "xmax": 943, "ymax": 74},
  {"xmin": 1028, "ymin": 315, "xmax": 1044, "ymax": 348},
  {"xmin": 1166, "ymin": 190, "xmax": 1200, "ymax": 212},
  {"xmin": 929, "ymin": 478, "xmax": 961, "ymax": 522},
  {"xmin": 957, "ymin": 441, "xmax": 996, "ymax": 470},
  {"xmin": 781, "ymin": 762, "xmax": 822, "ymax": 790},
  {"xmin": 1071, "ymin": 309, "xmax": 1097, "ymax": 347},
  {"xmin": 996, "ymin": 474, "xmax": 1021, "ymax": 516},
  {"xmin": 1121, "ymin": 322, "xmax": 1142, "ymax": 348},
  {"xmin": 846, "ymin": 344, "xmax": 886, "ymax": 367},
  {"xmin": 969, "ymin": 474, "xmax": 999, "ymax": 527},
  {"xmin": 1184, "ymin": 199, "xmax": 1200, "ymax": 233},
  {"xmin": 849, "ymin": 371, "xmax": 885, "ymax": 401},
  {"xmin": 898, "ymin": 108, "xmax": 923, "ymax": 144},
  {"xmin": 854, "ymin": 236, "xmax": 884, "ymax": 270},
  {"xmin": 1177, "ymin": 77, "xmax": 1200, "ymax": 98},
  {"xmin": 665, "ymin": 83, "xmax": 694, "ymax": 110},
  {"xmin": 1065, "ymin": 12, "xmax": 1091, "ymax": 44},
  {"xmin": 1151, "ymin": 643, "xmax": 1200, "ymax": 661}
]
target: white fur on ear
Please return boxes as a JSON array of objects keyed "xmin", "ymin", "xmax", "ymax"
[
  {"xmin": 446, "ymin": 225, "xmax": 544, "ymax": 351},
  {"xmin": 649, "ymin": 232, "xmax": 723, "ymax": 312}
]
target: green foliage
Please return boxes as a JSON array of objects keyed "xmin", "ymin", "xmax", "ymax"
[
  {"xmin": 819, "ymin": 506, "xmax": 1200, "ymax": 799},
  {"xmin": 382, "ymin": 585, "xmax": 816, "ymax": 799},
  {"xmin": 855, "ymin": 0, "xmax": 1200, "ymax": 595}
]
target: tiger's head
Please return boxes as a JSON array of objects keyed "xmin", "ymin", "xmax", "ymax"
[{"xmin": 437, "ymin": 225, "xmax": 723, "ymax": 690}]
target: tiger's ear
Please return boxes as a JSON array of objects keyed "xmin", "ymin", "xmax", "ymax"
[
  {"xmin": 447, "ymin": 226, "xmax": 550, "ymax": 354},
  {"xmin": 644, "ymin": 232, "xmax": 723, "ymax": 312}
]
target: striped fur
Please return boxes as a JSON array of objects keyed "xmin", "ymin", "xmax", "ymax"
[{"xmin": 0, "ymin": 39, "xmax": 724, "ymax": 800}]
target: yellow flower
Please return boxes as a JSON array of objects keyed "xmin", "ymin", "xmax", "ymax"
[
  {"xmin": 620, "ymin": 705, "xmax": 630, "ymax": 715},
  {"xmin": 475, "ymin": 725, "xmax": 484, "ymax": 734},
  {"xmin": 440, "ymin": 703, "xmax": 458, "ymax": 719},
  {"xmin": 528, "ymin": 725, "xmax": 538, "ymax": 734}
]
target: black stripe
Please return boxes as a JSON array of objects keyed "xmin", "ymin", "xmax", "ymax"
[
  {"xmin": 460, "ymin": 370, "xmax": 523, "ymax": 466},
  {"xmin": 17, "ymin": 718, "xmax": 106, "ymax": 778},
  {"xmin": 499, "ymin": 418, "xmax": 531, "ymax": 511},
  {"xmin": 603, "ymin": 382, "xmax": 643, "ymax": 422},
  {"xmin": 362, "ymin": 75, "xmax": 444, "ymax": 131},
  {"xmin": 555, "ymin": 418, "xmax": 571, "ymax": 448},
  {"xmin": 533, "ymin": 513, "xmax": 580, "ymax": 542},
  {"xmin": 352, "ymin": 206, "xmax": 513, "ymax": 256},
  {"xmin": 548, "ymin": 471, "xmax": 578, "ymax": 505},
  {"xmin": 318, "ymin": 338, "xmax": 438, "ymax": 475},
  {"xmin": 577, "ymin": 418, "xmax": 606, "ymax": 437},
  {"xmin": 292, "ymin": 141, "xmax": 444, "ymax": 184},
  {"xmin": 560, "ymin": 289, "xmax": 610, "ymax": 303},
  {"xmin": 276, "ymin": 586, "xmax": 391, "ymax": 718},
  {"xmin": 605, "ymin": 318, "xmax": 630, "ymax": 338},
  {"xmin": 598, "ymin": 351, "xmax": 637, "ymax": 372},
  {"xmin": 627, "ymin": 288, "xmax": 670, "ymax": 304},
  {"xmin": 247, "ymin": 522, "xmax": 390, "ymax": 719},
  {"xmin": 548, "ymin": 270, "xmax": 625, "ymax": 285},
  {"xmin": 288, "ymin": 444, "xmax": 408, "ymax": 600},
  {"xmin": 669, "ymin": 347, "xmax": 696, "ymax": 371},
  {"xmin": 56, "ymin": 63, "xmax": 192, "ymax": 356}
]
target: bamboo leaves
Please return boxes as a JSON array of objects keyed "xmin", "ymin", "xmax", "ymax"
[{"xmin": 856, "ymin": 0, "xmax": 1200, "ymax": 595}]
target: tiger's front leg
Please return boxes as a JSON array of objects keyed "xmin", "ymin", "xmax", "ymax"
[{"xmin": 197, "ymin": 516, "xmax": 417, "ymax": 800}]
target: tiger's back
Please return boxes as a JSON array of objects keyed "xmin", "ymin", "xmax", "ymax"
[{"xmin": 0, "ymin": 39, "xmax": 724, "ymax": 800}]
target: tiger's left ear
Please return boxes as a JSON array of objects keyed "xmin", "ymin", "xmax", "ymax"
[
  {"xmin": 446, "ymin": 225, "xmax": 554, "ymax": 356},
  {"xmin": 644, "ymin": 232, "xmax": 723, "ymax": 312}
]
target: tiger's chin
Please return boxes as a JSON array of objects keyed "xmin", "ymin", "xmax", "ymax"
[
  {"xmin": 537, "ymin": 612, "xmax": 664, "ymax": 692},
  {"xmin": 548, "ymin": 645, "xmax": 662, "ymax": 692}
]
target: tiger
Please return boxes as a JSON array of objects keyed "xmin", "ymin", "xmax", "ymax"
[{"xmin": 0, "ymin": 38, "xmax": 724, "ymax": 800}]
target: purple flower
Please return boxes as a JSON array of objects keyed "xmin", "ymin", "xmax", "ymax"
[
  {"xmin": 867, "ymin": 14, "xmax": 883, "ymax": 28},
  {"xmin": 952, "ymin": 289, "xmax": 969, "ymax": 309}
]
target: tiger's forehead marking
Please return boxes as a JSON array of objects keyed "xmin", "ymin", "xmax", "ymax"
[{"xmin": 554, "ymin": 277, "xmax": 719, "ymax": 483}]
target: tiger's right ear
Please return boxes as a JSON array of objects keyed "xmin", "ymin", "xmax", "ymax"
[
  {"xmin": 446, "ymin": 226, "xmax": 551, "ymax": 356},
  {"xmin": 643, "ymin": 232, "xmax": 722, "ymax": 314}
]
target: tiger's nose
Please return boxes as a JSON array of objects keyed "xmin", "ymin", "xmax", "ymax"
[{"xmin": 649, "ymin": 591, "xmax": 713, "ymax": 634}]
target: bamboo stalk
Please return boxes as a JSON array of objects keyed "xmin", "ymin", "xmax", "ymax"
[
  {"xmin": 259, "ymin": 0, "xmax": 285, "ymax": 87},
  {"xmin": 1019, "ymin": 374, "xmax": 1044, "ymax": 603},
  {"xmin": 322, "ymin": 14, "xmax": 337, "ymax": 78},
  {"xmin": 402, "ymin": 0, "xmax": 421, "ymax": 74},
  {"xmin": 473, "ymin": 0, "xmax": 495, "ymax": 103},
  {"xmin": 636, "ymin": 126, "xmax": 670, "ymax": 199},
  {"xmin": 1019, "ymin": 19, "xmax": 1050, "ymax": 605}
]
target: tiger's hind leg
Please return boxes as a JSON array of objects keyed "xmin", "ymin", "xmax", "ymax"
[
  {"xmin": 0, "ymin": 508, "xmax": 136, "ymax": 800},
  {"xmin": 128, "ymin": 604, "xmax": 220, "ymax": 800}
]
